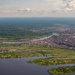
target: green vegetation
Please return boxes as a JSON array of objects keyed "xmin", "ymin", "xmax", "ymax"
[
  {"xmin": 28, "ymin": 57, "xmax": 75, "ymax": 75},
  {"xmin": 0, "ymin": 18, "xmax": 54, "ymax": 40},
  {"xmin": 0, "ymin": 45, "xmax": 73, "ymax": 58},
  {"xmin": 0, "ymin": 44, "xmax": 75, "ymax": 58},
  {"xmin": 28, "ymin": 58, "xmax": 75, "ymax": 66},
  {"xmin": 48, "ymin": 66, "xmax": 75, "ymax": 75},
  {"xmin": 0, "ymin": 51, "xmax": 43, "ymax": 58},
  {"xmin": 0, "ymin": 18, "xmax": 75, "ymax": 75}
]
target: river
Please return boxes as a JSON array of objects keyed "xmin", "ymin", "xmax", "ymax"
[{"xmin": 0, "ymin": 57, "xmax": 75, "ymax": 75}]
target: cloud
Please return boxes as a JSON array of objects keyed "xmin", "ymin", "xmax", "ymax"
[
  {"xmin": 17, "ymin": 8, "xmax": 34, "ymax": 15},
  {"xmin": 0, "ymin": 8, "xmax": 44, "ymax": 17},
  {"xmin": 18, "ymin": 8, "xmax": 31, "ymax": 12},
  {"xmin": 17, "ymin": 8, "xmax": 45, "ymax": 16},
  {"xmin": 64, "ymin": 0, "xmax": 75, "ymax": 9},
  {"xmin": 0, "ymin": 0, "xmax": 75, "ymax": 17},
  {"xmin": 48, "ymin": 0, "xmax": 75, "ymax": 13}
]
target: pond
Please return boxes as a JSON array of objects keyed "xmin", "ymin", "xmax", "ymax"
[{"xmin": 0, "ymin": 57, "xmax": 75, "ymax": 75}]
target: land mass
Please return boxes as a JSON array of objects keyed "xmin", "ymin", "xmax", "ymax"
[{"xmin": 0, "ymin": 18, "xmax": 75, "ymax": 75}]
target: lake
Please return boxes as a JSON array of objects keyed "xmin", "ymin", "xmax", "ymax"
[{"xmin": 0, "ymin": 57, "xmax": 75, "ymax": 75}]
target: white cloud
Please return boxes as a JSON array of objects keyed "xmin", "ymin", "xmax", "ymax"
[
  {"xmin": 64, "ymin": 0, "xmax": 75, "ymax": 9},
  {"xmin": 48, "ymin": 0, "xmax": 75, "ymax": 13},
  {"xmin": 0, "ymin": 0, "xmax": 75, "ymax": 17},
  {"xmin": 17, "ymin": 8, "xmax": 45, "ymax": 16},
  {"xmin": 18, "ymin": 8, "xmax": 32, "ymax": 12},
  {"xmin": 0, "ymin": 7, "xmax": 45, "ymax": 16}
]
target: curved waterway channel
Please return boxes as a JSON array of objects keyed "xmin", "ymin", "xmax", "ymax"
[{"xmin": 0, "ymin": 56, "xmax": 75, "ymax": 75}]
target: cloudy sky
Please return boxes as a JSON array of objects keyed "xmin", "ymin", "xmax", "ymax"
[{"xmin": 0, "ymin": 0, "xmax": 75, "ymax": 17}]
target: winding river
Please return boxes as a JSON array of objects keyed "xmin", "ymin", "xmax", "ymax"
[{"xmin": 0, "ymin": 57, "xmax": 75, "ymax": 75}]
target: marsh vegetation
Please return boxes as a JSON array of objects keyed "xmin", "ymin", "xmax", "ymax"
[
  {"xmin": 0, "ymin": 44, "xmax": 75, "ymax": 58},
  {"xmin": 48, "ymin": 66, "xmax": 75, "ymax": 75}
]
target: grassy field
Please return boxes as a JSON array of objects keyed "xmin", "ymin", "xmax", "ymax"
[
  {"xmin": 0, "ymin": 44, "xmax": 75, "ymax": 58},
  {"xmin": 28, "ymin": 58, "xmax": 75, "ymax": 66},
  {"xmin": 48, "ymin": 66, "xmax": 75, "ymax": 75}
]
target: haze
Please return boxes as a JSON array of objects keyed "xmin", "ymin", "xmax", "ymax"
[{"xmin": 0, "ymin": 0, "xmax": 75, "ymax": 17}]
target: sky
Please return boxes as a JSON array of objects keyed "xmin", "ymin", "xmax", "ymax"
[{"xmin": 0, "ymin": 0, "xmax": 75, "ymax": 17}]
